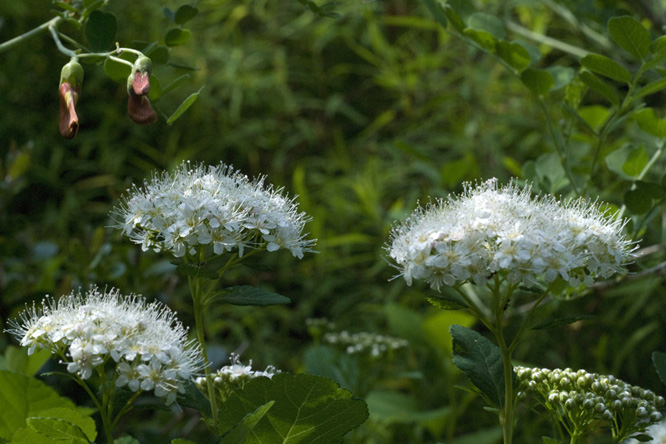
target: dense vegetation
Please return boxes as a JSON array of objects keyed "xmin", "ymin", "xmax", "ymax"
[{"xmin": 2, "ymin": 0, "xmax": 666, "ymax": 442}]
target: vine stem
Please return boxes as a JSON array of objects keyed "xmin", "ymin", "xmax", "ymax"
[{"xmin": 0, "ymin": 16, "xmax": 62, "ymax": 54}]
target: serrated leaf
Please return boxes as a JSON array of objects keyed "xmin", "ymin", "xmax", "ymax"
[
  {"xmin": 579, "ymin": 71, "xmax": 619, "ymax": 106},
  {"xmin": 421, "ymin": 0, "xmax": 447, "ymax": 28},
  {"xmin": 450, "ymin": 325, "xmax": 507, "ymax": 407},
  {"xmin": 653, "ymin": 351, "xmax": 666, "ymax": 388},
  {"xmin": 177, "ymin": 380, "xmax": 212, "ymax": 417},
  {"xmin": 580, "ymin": 53, "xmax": 631, "ymax": 83},
  {"xmin": 0, "ymin": 370, "xmax": 78, "ymax": 440},
  {"xmin": 217, "ymin": 373, "xmax": 369, "ymax": 444},
  {"xmin": 497, "ymin": 41, "xmax": 531, "ymax": 72},
  {"xmin": 520, "ymin": 68, "xmax": 554, "ymax": 96},
  {"xmin": 532, "ymin": 315, "xmax": 594, "ymax": 330},
  {"xmin": 165, "ymin": 28, "xmax": 192, "ymax": 47},
  {"xmin": 166, "ymin": 87, "xmax": 203, "ymax": 125},
  {"xmin": 2, "ymin": 346, "xmax": 50, "ymax": 376},
  {"xmin": 608, "ymin": 16, "xmax": 651, "ymax": 60},
  {"xmin": 219, "ymin": 285, "xmax": 290, "ymax": 306},
  {"xmin": 632, "ymin": 107, "xmax": 666, "ymax": 137},
  {"xmin": 175, "ymin": 5, "xmax": 198, "ymax": 25},
  {"xmin": 218, "ymin": 402, "xmax": 275, "ymax": 444},
  {"xmin": 467, "ymin": 12, "xmax": 505, "ymax": 40},
  {"xmin": 27, "ymin": 417, "xmax": 89, "ymax": 443},
  {"xmin": 31, "ymin": 407, "xmax": 96, "ymax": 442},
  {"xmin": 85, "ymin": 10, "xmax": 117, "ymax": 52}
]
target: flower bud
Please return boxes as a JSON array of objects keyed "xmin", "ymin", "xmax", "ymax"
[
  {"xmin": 58, "ymin": 59, "xmax": 84, "ymax": 139},
  {"xmin": 129, "ymin": 55, "xmax": 152, "ymax": 96}
]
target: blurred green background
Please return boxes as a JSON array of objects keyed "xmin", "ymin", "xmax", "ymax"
[{"xmin": 2, "ymin": 0, "xmax": 666, "ymax": 442}]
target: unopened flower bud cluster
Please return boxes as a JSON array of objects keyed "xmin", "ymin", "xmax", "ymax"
[
  {"xmin": 323, "ymin": 330, "xmax": 408, "ymax": 358},
  {"xmin": 516, "ymin": 366, "xmax": 664, "ymax": 440},
  {"xmin": 388, "ymin": 179, "xmax": 635, "ymax": 291},
  {"xmin": 113, "ymin": 161, "xmax": 316, "ymax": 260},
  {"xmin": 195, "ymin": 353, "xmax": 279, "ymax": 401},
  {"xmin": 7, "ymin": 288, "xmax": 203, "ymax": 405}
]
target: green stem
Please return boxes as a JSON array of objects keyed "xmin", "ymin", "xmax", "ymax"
[
  {"xmin": 493, "ymin": 281, "xmax": 515, "ymax": 444},
  {"xmin": 0, "ymin": 16, "xmax": 62, "ymax": 54},
  {"xmin": 189, "ymin": 274, "xmax": 219, "ymax": 432}
]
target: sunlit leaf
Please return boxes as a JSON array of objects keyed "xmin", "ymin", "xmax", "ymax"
[
  {"xmin": 632, "ymin": 107, "xmax": 666, "ymax": 138},
  {"xmin": 580, "ymin": 53, "xmax": 631, "ymax": 83},
  {"xmin": 608, "ymin": 16, "xmax": 651, "ymax": 60},
  {"xmin": 166, "ymin": 87, "xmax": 203, "ymax": 125}
]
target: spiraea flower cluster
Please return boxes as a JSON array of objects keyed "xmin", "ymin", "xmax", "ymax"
[
  {"xmin": 195, "ymin": 353, "xmax": 280, "ymax": 401},
  {"xmin": 388, "ymin": 179, "xmax": 635, "ymax": 291},
  {"xmin": 516, "ymin": 366, "xmax": 664, "ymax": 441},
  {"xmin": 324, "ymin": 330, "xmax": 409, "ymax": 358},
  {"xmin": 7, "ymin": 288, "xmax": 203, "ymax": 405},
  {"xmin": 112, "ymin": 161, "xmax": 316, "ymax": 259}
]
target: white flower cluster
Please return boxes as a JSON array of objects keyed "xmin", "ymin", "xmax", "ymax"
[
  {"xmin": 112, "ymin": 161, "xmax": 316, "ymax": 259},
  {"xmin": 388, "ymin": 179, "xmax": 635, "ymax": 290},
  {"xmin": 7, "ymin": 288, "xmax": 203, "ymax": 405},
  {"xmin": 517, "ymin": 366, "xmax": 664, "ymax": 441},
  {"xmin": 324, "ymin": 331, "xmax": 409, "ymax": 358},
  {"xmin": 195, "ymin": 353, "xmax": 279, "ymax": 401}
]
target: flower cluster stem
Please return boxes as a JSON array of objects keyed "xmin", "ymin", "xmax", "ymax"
[{"xmin": 189, "ymin": 275, "xmax": 219, "ymax": 433}]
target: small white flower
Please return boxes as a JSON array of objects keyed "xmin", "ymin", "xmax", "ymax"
[
  {"xmin": 111, "ymin": 161, "xmax": 316, "ymax": 259},
  {"xmin": 6, "ymin": 288, "xmax": 203, "ymax": 405},
  {"xmin": 388, "ymin": 179, "xmax": 636, "ymax": 290}
]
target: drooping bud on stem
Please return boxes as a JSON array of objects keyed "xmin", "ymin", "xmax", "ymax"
[
  {"xmin": 58, "ymin": 59, "xmax": 84, "ymax": 139},
  {"xmin": 127, "ymin": 55, "xmax": 157, "ymax": 125}
]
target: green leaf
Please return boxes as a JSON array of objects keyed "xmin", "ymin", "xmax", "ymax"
[
  {"xmin": 177, "ymin": 380, "xmax": 212, "ymax": 417},
  {"xmin": 497, "ymin": 41, "xmax": 531, "ymax": 72},
  {"xmin": 421, "ymin": 0, "xmax": 448, "ymax": 28},
  {"xmin": 218, "ymin": 402, "xmax": 275, "ymax": 444},
  {"xmin": 165, "ymin": 28, "xmax": 192, "ymax": 47},
  {"xmin": 427, "ymin": 294, "xmax": 468, "ymax": 310},
  {"xmin": 450, "ymin": 427, "xmax": 502, "ymax": 444},
  {"xmin": 520, "ymin": 68, "xmax": 554, "ymax": 96},
  {"xmin": 172, "ymin": 440, "xmax": 197, "ymax": 444},
  {"xmin": 85, "ymin": 10, "xmax": 117, "ymax": 52},
  {"xmin": 625, "ymin": 187, "xmax": 652, "ymax": 214},
  {"xmin": 145, "ymin": 45, "xmax": 170, "ymax": 65},
  {"xmin": 0, "ymin": 370, "xmax": 78, "ymax": 440},
  {"xmin": 365, "ymin": 390, "xmax": 450, "ymax": 423},
  {"xmin": 148, "ymin": 75, "xmax": 162, "ymax": 102},
  {"xmin": 219, "ymin": 285, "xmax": 291, "ymax": 306},
  {"xmin": 579, "ymin": 71, "xmax": 619, "ymax": 106},
  {"xmin": 577, "ymin": 105, "xmax": 610, "ymax": 132},
  {"xmin": 542, "ymin": 437, "xmax": 565, "ymax": 444},
  {"xmin": 608, "ymin": 16, "xmax": 651, "ymax": 60},
  {"xmin": 622, "ymin": 145, "xmax": 650, "ymax": 177},
  {"xmin": 166, "ymin": 87, "xmax": 203, "ymax": 125},
  {"xmin": 29, "ymin": 407, "xmax": 96, "ymax": 442},
  {"xmin": 450, "ymin": 325, "xmax": 507, "ymax": 407},
  {"xmin": 467, "ymin": 12, "xmax": 505, "ymax": 39},
  {"xmin": 632, "ymin": 107, "xmax": 666, "ymax": 137},
  {"xmin": 303, "ymin": 345, "xmax": 359, "ymax": 392},
  {"xmin": 216, "ymin": 373, "xmax": 369, "ymax": 444},
  {"xmin": 27, "ymin": 417, "xmax": 90, "ymax": 443},
  {"xmin": 175, "ymin": 5, "xmax": 199, "ymax": 25},
  {"xmin": 462, "ymin": 29, "xmax": 497, "ymax": 51},
  {"xmin": 103, "ymin": 53, "xmax": 133, "ymax": 83},
  {"xmin": 163, "ymin": 8, "xmax": 175, "ymax": 23},
  {"xmin": 630, "ymin": 434, "xmax": 656, "ymax": 442},
  {"xmin": 635, "ymin": 76, "xmax": 666, "ymax": 99},
  {"xmin": 653, "ymin": 351, "xmax": 666, "ymax": 388},
  {"xmin": 115, "ymin": 437, "xmax": 141, "ymax": 444},
  {"xmin": 545, "ymin": 66, "xmax": 574, "ymax": 91},
  {"xmin": 580, "ymin": 54, "xmax": 631, "ymax": 83},
  {"xmin": 161, "ymin": 74, "xmax": 191, "ymax": 95},
  {"xmin": 443, "ymin": 5, "xmax": 465, "ymax": 32},
  {"xmin": 532, "ymin": 315, "xmax": 594, "ymax": 330},
  {"xmin": 2, "ymin": 346, "xmax": 51, "ymax": 376}
]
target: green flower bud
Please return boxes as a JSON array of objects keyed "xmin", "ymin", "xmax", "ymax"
[
  {"xmin": 129, "ymin": 55, "xmax": 152, "ymax": 96},
  {"xmin": 59, "ymin": 58, "xmax": 84, "ymax": 88},
  {"xmin": 58, "ymin": 59, "xmax": 84, "ymax": 139}
]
